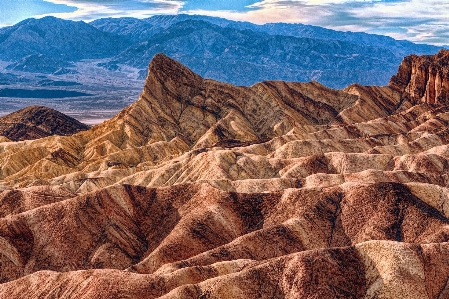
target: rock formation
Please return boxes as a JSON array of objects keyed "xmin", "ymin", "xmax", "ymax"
[
  {"xmin": 0, "ymin": 50, "xmax": 449, "ymax": 298},
  {"xmin": 0, "ymin": 105, "xmax": 89, "ymax": 141},
  {"xmin": 390, "ymin": 49, "xmax": 449, "ymax": 105}
]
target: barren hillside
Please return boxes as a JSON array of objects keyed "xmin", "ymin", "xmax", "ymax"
[
  {"xmin": 0, "ymin": 105, "xmax": 89, "ymax": 141},
  {"xmin": 0, "ymin": 50, "xmax": 449, "ymax": 298}
]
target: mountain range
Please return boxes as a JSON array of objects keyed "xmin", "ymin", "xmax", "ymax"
[
  {"xmin": 0, "ymin": 49, "xmax": 449, "ymax": 297},
  {"xmin": 0, "ymin": 15, "xmax": 443, "ymax": 88}
]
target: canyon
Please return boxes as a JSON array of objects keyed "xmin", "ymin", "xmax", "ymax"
[{"xmin": 0, "ymin": 50, "xmax": 449, "ymax": 298}]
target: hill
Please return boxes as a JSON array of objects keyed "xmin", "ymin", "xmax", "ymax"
[
  {"xmin": 0, "ymin": 105, "xmax": 89, "ymax": 141},
  {"xmin": 0, "ymin": 51, "xmax": 449, "ymax": 297}
]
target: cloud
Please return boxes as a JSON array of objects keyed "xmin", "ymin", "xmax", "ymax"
[
  {"xmin": 39, "ymin": 0, "xmax": 183, "ymax": 21},
  {"xmin": 183, "ymin": 0, "xmax": 449, "ymax": 45},
  {"xmin": 0, "ymin": 0, "xmax": 447, "ymax": 46},
  {"xmin": 182, "ymin": 0, "xmax": 260, "ymax": 12}
]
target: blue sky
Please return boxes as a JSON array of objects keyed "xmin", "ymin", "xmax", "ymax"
[{"xmin": 0, "ymin": 0, "xmax": 447, "ymax": 46}]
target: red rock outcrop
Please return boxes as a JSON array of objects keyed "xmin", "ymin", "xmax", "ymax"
[
  {"xmin": 0, "ymin": 52, "xmax": 449, "ymax": 298},
  {"xmin": 390, "ymin": 49, "xmax": 449, "ymax": 105}
]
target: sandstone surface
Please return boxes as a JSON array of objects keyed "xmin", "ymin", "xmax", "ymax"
[{"xmin": 0, "ymin": 50, "xmax": 449, "ymax": 298}]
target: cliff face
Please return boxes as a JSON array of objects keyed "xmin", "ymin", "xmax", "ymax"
[
  {"xmin": 390, "ymin": 49, "xmax": 449, "ymax": 105},
  {"xmin": 1, "ymin": 53, "xmax": 449, "ymax": 298}
]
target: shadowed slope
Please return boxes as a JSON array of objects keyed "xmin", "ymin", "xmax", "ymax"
[
  {"xmin": 0, "ymin": 182, "xmax": 448, "ymax": 298},
  {"xmin": 0, "ymin": 106, "xmax": 89, "ymax": 141}
]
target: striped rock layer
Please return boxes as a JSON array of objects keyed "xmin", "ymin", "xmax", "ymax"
[{"xmin": 0, "ymin": 50, "xmax": 449, "ymax": 298}]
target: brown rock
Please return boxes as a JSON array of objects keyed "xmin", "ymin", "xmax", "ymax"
[
  {"xmin": 0, "ymin": 52, "xmax": 449, "ymax": 298},
  {"xmin": 0, "ymin": 106, "xmax": 89, "ymax": 141},
  {"xmin": 390, "ymin": 49, "xmax": 449, "ymax": 105}
]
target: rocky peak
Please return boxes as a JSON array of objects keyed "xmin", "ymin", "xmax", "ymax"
[
  {"xmin": 389, "ymin": 49, "xmax": 449, "ymax": 105},
  {"xmin": 126, "ymin": 53, "xmax": 351, "ymax": 147},
  {"xmin": 145, "ymin": 53, "xmax": 203, "ymax": 104},
  {"xmin": 119, "ymin": 53, "xmax": 403, "ymax": 149}
]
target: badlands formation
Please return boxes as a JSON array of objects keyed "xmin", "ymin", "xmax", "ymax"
[
  {"xmin": 0, "ymin": 105, "xmax": 89, "ymax": 141},
  {"xmin": 0, "ymin": 50, "xmax": 449, "ymax": 298}
]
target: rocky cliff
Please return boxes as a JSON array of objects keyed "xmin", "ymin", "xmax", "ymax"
[
  {"xmin": 0, "ymin": 53, "xmax": 449, "ymax": 298},
  {"xmin": 390, "ymin": 49, "xmax": 449, "ymax": 105}
]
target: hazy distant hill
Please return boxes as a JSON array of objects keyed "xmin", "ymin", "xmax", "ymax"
[
  {"xmin": 92, "ymin": 14, "xmax": 440, "ymax": 58},
  {"xmin": 90, "ymin": 14, "xmax": 234, "ymax": 42},
  {"xmin": 5, "ymin": 54, "xmax": 77, "ymax": 74}
]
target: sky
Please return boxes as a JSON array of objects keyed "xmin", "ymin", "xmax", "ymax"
[{"xmin": 0, "ymin": 0, "xmax": 448, "ymax": 46}]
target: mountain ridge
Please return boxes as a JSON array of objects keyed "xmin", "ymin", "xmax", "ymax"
[
  {"xmin": 91, "ymin": 14, "xmax": 442, "ymax": 55},
  {"xmin": 0, "ymin": 16, "xmax": 130, "ymax": 61},
  {"xmin": 103, "ymin": 19, "xmax": 416, "ymax": 88},
  {"xmin": 0, "ymin": 15, "xmax": 443, "ymax": 88}
]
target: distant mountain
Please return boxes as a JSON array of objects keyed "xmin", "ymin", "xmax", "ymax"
[
  {"xmin": 99, "ymin": 20, "xmax": 419, "ymax": 88},
  {"xmin": 0, "ymin": 73, "xmax": 28, "ymax": 85},
  {"xmin": 0, "ymin": 16, "xmax": 129, "ymax": 61},
  {"xmin": 92, "ymin": 14, "xmax": 440, "ymax": 57},
  {"xmin": 5, "ymin": 54, "xmax": 77, "ymax": 74},
  {"xmin": 0, "ymin": 105, "xmax": 89, "ymax": 141},
  {"xmin": 90, "ymin": 15, "xmax": 442, "ymax": 88},
  {"xmin": 90, "ymin": 14, "xmax": 234, "ymax": 43},
  {"xmin": 0, "ymin": 15, "xmax": 443, "ymax": 89}
]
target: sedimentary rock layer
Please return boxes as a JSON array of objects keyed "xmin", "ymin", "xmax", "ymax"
[{"xmin": 0, "ymin": 50, "xmax": 449, "ymax": 298}]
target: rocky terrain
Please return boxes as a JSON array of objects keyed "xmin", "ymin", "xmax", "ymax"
[
  {"xmin": 0, "ymin": 50, "xmax": 449, "ymax": 298},
  {"xmin": 0, "ymin": 106, "xmax": 89, "ymax": 141}
]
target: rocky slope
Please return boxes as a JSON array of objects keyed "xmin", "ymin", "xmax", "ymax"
[
  {"xmin": 0, "ymin": 50, "xmax": 449, "ymax": 298},
  {"xmin": 0, "ymin": 105, "xmax": 89, "ymax": 141},
  {"xmin": 390, "ymin": 50, "xmax": 449, "ymax": 105}
]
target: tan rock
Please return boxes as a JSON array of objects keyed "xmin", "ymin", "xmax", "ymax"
[{"xmin": 0, "ymin": 52, "xmax": 449, "ymax": 298}]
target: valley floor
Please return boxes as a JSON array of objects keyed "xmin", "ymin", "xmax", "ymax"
[{"xmin": 0, "ymin": 59, "xmax": 143, "ymax": 125}]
